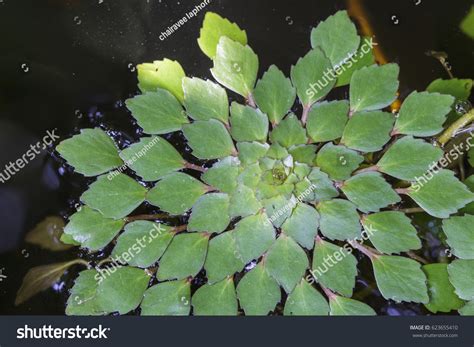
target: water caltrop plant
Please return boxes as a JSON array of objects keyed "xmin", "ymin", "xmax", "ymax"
[{"xmin": 50, "ymin": 11, "xmax": 474, "ymax": 315}]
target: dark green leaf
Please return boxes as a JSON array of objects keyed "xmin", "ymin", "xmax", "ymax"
[
  {"xmin": 192, "ymin": 278, "xmax": 238, "ymax": 315},
  {"xmin": 141, "ymin": 280, "xmax": 190, "ymax": 316},
  {"xmin": 306, "ymin": 100, "xmax": 349, "ymax": 142}
]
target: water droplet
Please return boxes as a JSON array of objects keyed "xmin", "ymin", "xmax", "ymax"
[
  {"xmin": 114, "ymin": 100, "xmax": 124, "ymax": 108},
  {"xmin": 339, "ymin": 155, "xmax": 347, "ymax": 166},
  {"xmin": 127, "ymin": 63, "xmax": 136, "ymax": 72},
  {"xmin": 74, "ymin": 16, "xmax": 82, "ymax": 25},
  {"xmin": 20, "ymin": 63, "xmax": 29, "ymax": 72},
  {"xmin": 455, "ymin": 100, "xmax": 472, "ymax": 115},
  {"xmin": 285, "ymin": 16, "xmax": 293, "ymax": 25},
  {"xmin": 391, "ymin": 15, "xmax": 399, "ymax": 25}
]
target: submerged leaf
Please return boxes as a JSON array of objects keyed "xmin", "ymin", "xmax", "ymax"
[{"xmin": 25, "ymin": 216, "xmax": 72, "ymax": 251}]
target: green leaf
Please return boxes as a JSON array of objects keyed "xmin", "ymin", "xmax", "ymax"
[
  {"xmin": 341, "ymin": 111, "xmax": 394, "ymax": 152},
  {"xmin": 147, "ymin": 173, "xmax": 207, "ymax": 215},
  {"xmin": 307, "ymin": 168, "xmax": 339, "ymax": 201},
  {"xmin": 211, "ymin": 36, "xmax": 258, "ymax": 98},
  {"xmin": 270, "ymin": 113, "xmax": 307, "ymax": 148},
  {"xmin": 57, "ymin": 128, "xmax": 122, "ymax": 177},
  {"xmin": 315, "ymin": 143, "xmax": 364, "ymax": 181},
  {"xmin": 204, "ymin": 231, "xmax": 245, "ymax": 283},
  {"xmin": 289, "ymin": 145, "xmax": 317, "ymax": 165},
  {"xmin": 202, "ymin": 157, "xmax": 240, "ymax": 193},
  {"xmin": 262, "ymin": 194, "xmax": 293, "ymax": 227},
  {"xmin": 423, "ymin": 263, "xmax": 464, "ymax": 313},
  {"xmin": 372, "ymin": 255, "xmax": 429, "ymax": 303},
  {"xmin": 447, "ymin": 259, "xmax": 474, "ymax": 300},
  {"xmin": 183, "ymin": 119, "xmax": 236, "ymax": 159},
  {"xmin": 25, "ymin": 216, "xmax": 72, "ymax": 251},
  {"xmin": 460, "ymin": 301, "xmax": 474, "ymax": 316},
  {"xmin": 66, "ymin": 269, "xmax": 102, "ymax": 316},
  {"xmin": 96, "ymin": 266, "xmax": 150, "ymax": 314},
  {"xmin": 377, "ymin": 136, "xmax": 443, "ymax": 181},
  {"xmin": 192, "ymin": 278, "xmax": 238, "ymax": 316},
  {"xmin": 442, "ymin": 215, "xmax": 474, "ymax": 259},
  {"xmin": 306, "ymin": 100, "xmax": 349, "ymax": 142},
  {"xmin": 229, "ymin": 183, "xmax": 261, "ymax": 218},
  {"xmin": 341, "ymin": 172, "xmax": 401, "ymax": 213},
  {"xmin": 349, "ymin": 63, "xmax": 399, "ymax": 113},
  {"xmin": 312, "ymin": 239, "xmax": 358, "ymax": 296},
  {"xmin": 317, "ymin": 199, "xmax": 361, "ymax": 241},
  {"xmin": 80, "ymin": 173, "xmax": 147, "ymax": 219},
  {"xmin": 126, "ymin": 90, "xmax": 188, "ymax": 135},
  {"xmin": 230, "ymin": 102, "xmax": 268, "ymax": 142},
  {"xmin": 236, "ymin": 263, "xmax": 281, "ymax": 315},
  {"xmin": 460, "ymin": 5, "xmax": 474, "ymax": 39},
  {"xmin": 290, "ymin": 48, "xmax": 335, "ymax": 106},
  {"xmin": 188, "ymin": 193, "xmax": 230, "ymax": 233},
  {"xmin": 281, "ymin": 203, "xmax": 319, "ymax": 249},
  {"xmin": 362, "ymin": 211, "xmax": 421, "ymax": 254},
  {"xmin": 329, "ymin": 296, "xmax": 376, "ymax": 316},
  {"xmin": 237, "ymin": 142, "xmax": 269, "ymax": 165},
  {"xmin": 137, "ymin": 59, "xmax": 185, "ymax": 102},
  {"xmin": 183, "ymin": 77, "xmax": 229, "ymax": 123},
  {"xmin": 336, "ymin": 37, "xmax": 376, "ymax": 87},
  {"xmin": 111, "ymin": 221, "xmax": 173, "ymax": 268},
  {"xmin": 253, "ymin": 65, "xmax": 296, "ymax": 125},
  {"xmin": 119, "ymin": 136, "xmax": 184, "ymax": 181},
  {"xmin": 141, "ymin": 280, "xmax": 190, "ymax": 316},
  {"xmin": 427, "ymin": 78, "xmax": 473, "ymax": 101},
  {"xmin": 265, "ymin": 234, "xmax": 309, "ymax": 293},
  {"xmin": 310, "ymin": 10, "xmax": 360, "ymax": 67},
  {"xmin": 234, "ymin": 213, "xmax": 276, "ymax": 264},
  {"xmin": 284, "ymin": 280, "xmax": 329, "ymax": 316},
  {"xmin": 408, "ymin": 169, "xmax": 474, "ymax": 218},
  {"xmin": 64, "ymin": 207, "xmax": 124, "ymax": 251},
  {"xmin": 237, "ymin": 162, "xmax": 262, "ymax": 188},
  {"xmin": 393, "ymin": 91, "xmax": 454, "ymax": 136},
  {"xmin": 198, "ymin": 12, "xmax": 247, "ymax": 59},
  {"xmin": 462, "ymin": 175, "xmax": 474, "ymax": 214},
  {"xmin": 157, "ymin": 233, "xmax": 209, "ymax": 281}
]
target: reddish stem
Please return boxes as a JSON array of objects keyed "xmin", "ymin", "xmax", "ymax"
[{"xmin": 184, "ymin": 161, "xmax": 207, "ymax": 173}]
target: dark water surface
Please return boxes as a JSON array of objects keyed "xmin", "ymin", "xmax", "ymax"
[{"xmin": 0, "ymin": 0, "xmax": 473, "ymax": 314}]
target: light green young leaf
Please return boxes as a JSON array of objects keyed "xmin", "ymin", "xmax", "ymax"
[
  {"xmin": 459, "ymin": 301, "xmax": 474, "ymax": 316},
  {"xmin": 341, "ymin": 172, "xmax": 401, "ymax": 213},
  {"xmin": 66, "ymin": 269, "xmax": 103, "ymax": 316},
  {"xmin": 341, "ymin": 111, "xmax": 394, "ymax": 152},
  {"xmin": 80, "ymin": 174, "xmax": 147, "ymax": 220},
  {"xmin": 423, "ymin": 263, "xmax": 464, "ymax": 313},
  {"xmin": 442, "ymin": 215, "xmax": 474, "ymax": 259},
  {"xmin": 183, "ymin": 119, "xmax": 236, "ymax": 159},
  {"xmin": 284, "ymin": 280, "xmax": 329, "ymax": 316},
  {"xmin": 119, "ymin": 136, "xmax": 184, "ymax": 181},
  {"xmin": 234, "ymin": 213, "xmax": 276, "ymax": 264},
  {"xmin": 192, "ymin": 278, "xmax": 238, "ymax": 316},
  {"xmin": 307, "ymin": 168, "xmax": 339, "ymax": 201},
  {"xmin": 426, "ymin": 78, "xmax": 473, "ymax": 101},
  {"xmin": 237, "ymin": 142, "xmax": 269, "ymax": 165},
  {"xmin": 290, "ymin": 48, "xmax": 335, "ymax": 106},
  {"xmin": 126, "ymin": 90, "xmax": 188, "ymax": 135},
  {"xmin": 236, "ymin": 263, "xmax": 281, "ymax": 315},
  {"xmin": 289, "ymin": 145, "xmax": 317, "ymax": 165},
  {"xmin": 64, "ymin": 207, "xmax": 124, "ymax": 251},
  {"xmin": 204, "ymin": 231, "xmax": 245, "ymax": 284},
  {"xmin": 230, "ymin": 102, "xmax": 268, "ymax": 142},
  {"xmin": 312, "ymin": 239, "xmax": 357, "ymax": 297},
  {"xmin": 408, "ymin": 169, "xmax": 474, "ymax": 218},
  {"xmin": 188, "ymin": 193, "xmax": 230, "ymax": 233},
  {"xmin": 137, "ymin": 59, "xmax": 185, "ymax": 102},
  {"xmin": 262, "ymin": 194, "xmax": 293, "ymax": 227},
  {"xmin": 201, "ymin": 157, "xmax": 240, "ymax": 193},
  {"xmin": 57, "ymin": 128, "xmax": 122, "ymax": 177},
  {"xmin": 211, "ymin": 36, "xmax": 258, "ymax": 98},
  {"xmin": 317, "ymin": 199, "xmax": 361, "ymax": 241},
  {"xmin": 306, "ymin": 100, "xmax": 349, "ymax": 142},
  {"xmin": 197, "ymin": 12, "xmax": 247, "ymax": 59},
  {"xmin": 310, "ymin": 10, "xmax": 360, "ymax": 67},
  {"xmin": 447, "ymin": 259, "xmax": 474, "ymax": 300},
  {"xmin": 111, "ymin": 221, "xmax": 173, "ymax": 268},
  {"xmin": 281, "ymin": 203, "xmax": 319, "ymax": 249},
  {"xmin": 229, "ymin": 184, "xmax": 261, "ymax": 218},
  {"xmin": 157, "ymin": 233, "xmax": 209, "ymax": 281},
  {"xmin": 349, "ymin": 63, "xmax": 399, "ymax": 113},
  {"xmin": 315, "ymin": 143, "xmax": 364, "ymax": 181},
  {"xmin": 254, "ymin": 65, "xmax": 296, "ymax": 125},
  {"xmin": 377, "ymin": 136, "xmax": 443, "ymax": 181},
  {"xmin": 362, "ymin": 211, "xmax": 421, "ymax": 254},
  {"xmin": 393, "ymin": 91, "xmax": 454, "ymax": 136},
  {"xmin": 372, "ymin": 255, "xmax": 429, "ymax": 303},
  {"xmin": 329, "ymin": 296, "xmax": 376, "ymax": 316},
  {"xmin": 96, "ymin": 267, "xmax": 150, "ymax": 315},
  {"xmin": 270, "ymin": 113, "xmax": 307, "ymax": 148},
  {"xmin": 141, "ymin": 280, "xmax": 190, "ymax": 316},
  {"xmin": 336, "ymin": 37, "xmax": 375, "ymax": 87},
  {"xmin": 147, "ymin": 172, "xmax": 207, "ymax": 215},
  {"xmin": 183, "ymin": 77, "xmax": 229, "ymax": 123},
  {"xmin": 460, "ymin": 6, "xmax": 474, "ymax": 39},
  {"xmin": 265, "ymin": 235, "xmax": 309, "ymax": 293}
]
